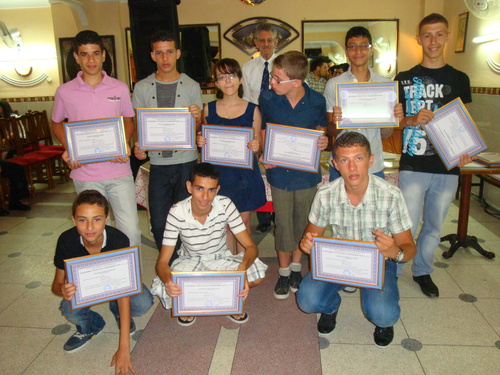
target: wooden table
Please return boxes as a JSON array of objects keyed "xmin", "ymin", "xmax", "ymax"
[{"xmin": 441, "ymin": 162, "xmax": 500, "ymax": 259}]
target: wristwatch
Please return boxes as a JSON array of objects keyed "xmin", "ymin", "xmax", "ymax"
[{"xmin": 393, "ymin": 248, "xmax": 404, "ymax": 263}]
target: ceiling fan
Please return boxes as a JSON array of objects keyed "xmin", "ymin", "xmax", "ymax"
[{"xmin": 0, "ymin": 20, "xmax": 23, "ymax": 49}]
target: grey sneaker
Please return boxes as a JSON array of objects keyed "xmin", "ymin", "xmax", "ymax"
[
  {"xmin": 273, "ymin": 275, "xmax": 290, "ymax": 299},
  {"xmin": 63, "ymin": 325, "xmax": 105, "ymax": 352},
  {"xmin": 289, "ymin": 271, "xmax": 302, "ymax": 293}
]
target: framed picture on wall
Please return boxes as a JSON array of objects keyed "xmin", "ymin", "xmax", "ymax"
[
  {"xmin": 455, "ymin": 12, "xmax": 468, "ymax": 53},
  {"xmin": 59, "ymin": 35, "xmax": 117, "ymax": 83}
]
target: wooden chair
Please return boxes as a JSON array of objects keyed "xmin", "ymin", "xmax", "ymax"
[
  {"xmin": 29, "ymin": 110, "xmax": 69, "ymax": 182},
  {"xmin": 0, "ymin": 117, "xmax": 56, "ymax": 195}
]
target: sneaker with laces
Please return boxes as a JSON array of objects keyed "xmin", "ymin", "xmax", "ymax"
[
  {"xmin": 273, "ymin": 275, "xmax": 290, "ymax": 299},
  {"xmin": 289, "ymin": 271, "xmax": 302, "ymax": 293},
  {"xmin": 317, "ymin": 311, "xmax": 338, "ymax": 334},
  {"xmin": 63, "ymin": 325, "xmax": 105, "ymax": 353},
  {"xmin": 374, "ymin": 326, "xmax": 394, "ymax": 347}
]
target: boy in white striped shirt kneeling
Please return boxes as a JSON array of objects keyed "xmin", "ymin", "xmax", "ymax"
[{"xmin": 151, "ymin": 162, "xmax": 267, "ymax": 325}]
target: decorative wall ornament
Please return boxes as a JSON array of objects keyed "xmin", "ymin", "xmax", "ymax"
[
  {"xmin": 1, "ymin": 72, "xmax": 49, "ymax": 87},
  {"xmin": 224, "ymin": 17, "xmax": 299, "ymax": 56},
  {"xmin": 241, "ymin": 0, "xmax": 266, "ymax": 5}
]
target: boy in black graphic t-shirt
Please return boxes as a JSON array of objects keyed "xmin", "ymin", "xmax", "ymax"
[{"xmin": 395, "ymin": 13, "xmax": 475, "ymax": 298}]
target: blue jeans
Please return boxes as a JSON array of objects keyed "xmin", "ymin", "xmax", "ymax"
[
  {"xmin": 296, "ymin": 260, "xmax": 400, "ymax": 328},
  {"xmin": 149, "ymin": 161, "xmax": 196, "ymax": 250},
  {"xmin": 74, "ymin": 175, "xmax": 141, "ymax": 247},
  {"xmin": 60, "ymin": 284, "xmax": 153, "ymax": 334},
  {"xmin": 398, "ymin": 171, "xmax": 458, "ymax": 276},
  {"xmin": 329, "ymin": 166, "xmax": 385, "ymax": 181}
]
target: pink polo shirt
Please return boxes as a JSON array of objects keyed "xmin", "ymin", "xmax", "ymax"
[{"xmin": 52, "ymin": 71, "xmax": 135, "ymax": 181}]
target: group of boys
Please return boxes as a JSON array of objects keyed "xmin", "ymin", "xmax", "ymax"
[{"xmin": 50, "ymin": 12, "xmax": 474, "ymax": 373}]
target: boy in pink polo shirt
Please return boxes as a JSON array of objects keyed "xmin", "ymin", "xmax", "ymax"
[{"xmin": 51, "ymin": 30, "xmax": 141, "ymax": 247}]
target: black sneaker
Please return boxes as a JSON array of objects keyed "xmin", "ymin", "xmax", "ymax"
[
  {"xmin": 63, "ymin": 325, "xmax": 105, "ymax": 352},
  {"xmin": 177, "ymin": 316, "xmax": 196, "ymax": 327},
  {"xmin": 374, "ymin": 326, "xmax": 394, "ymax": 348},
  {"xmin": 317, "ymin": 311, "xmax": 338, "ymax": 334},
  {"xmin": 273, "ymin": 275, "xmax": 290, "ymax": 299},
  {"xmin": 289, "ymin": 271, "xmax": 302, "ymax": 293},
  {"xmin": 115, "ymin": 316, "xmax": 136, "ymax": 334},
  {"xmin": 413, "ymin": 275, "xmax": 439, "ymax": 297}
]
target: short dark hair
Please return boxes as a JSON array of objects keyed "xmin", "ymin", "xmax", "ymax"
[
  {"xmin": 72, "ymin": 190, "xmax": 109, "ymax": 217},
  {"xmin": 332, "ymin": 131, "xmax": 371, "ymax": 159},
  {"xmin": 150, "ymin": 30, "xmax": 178, "ymax": 51},
  {"xmin": 345, "ymin": 26, "xmax": 372, "ymax": 46},
  {"xmin": 214, "ymin": 58, "xmax": 243, "ymax": 99},
  {"xmin": 73, "ymin": 30, "xmax": 104, "ymax": 52},
  {"xmin": 0, "ymin": 100, "xmax": 13, "ymax": 118},
  {"xmin": 273, "ymin": 51, "xmax": 309, "ymax": 81},
  {"xmin": 338, "ymin": 63, "xmax": 350, "ymax": 72},
  {"xmin": 310, "ymin": 56, "xmax": 328, "ymax": 72},
  {"xmin": 253, "ymin": 22, "xmax": 278, "ymax": 40},
  {"xmin": 189, "ymin": 162, "xmax": 219, "ymax": 183},
  {"xmin": 419, "ymin": 13, "xmax": 448, "ymax": 33}
]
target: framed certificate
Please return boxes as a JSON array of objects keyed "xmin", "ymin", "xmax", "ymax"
[
  {"xmin": 137, "ymin": 108, "xmax": 196, "ymax": 151},
  {"xmin": 171, "ymin": 271, "xmax": 245, "ymax": 317},
  {"xmin": 311, "ymin": 237, "xmax": 385, "ymax": 290},
  {"xmin": 424, "ymin": 98, "xmax": 487, "ymax": 170},
  {"xmin": 263, "ymin": 123, "xmax": 323, "ymax": 173},
  {"xmin": 336, "ymin": 81, "xmax": 399, "ymax": 129},
  {"xmin": 64, "ymin": 246, "xmax": 142, "ymax": 310},
  {"xmin": 202, "ymin": 125, "xmax": 254, "ymax": 169},
  {"xmin": 64, "ymin": 117, "xmax": 127, "ymax": 164}
]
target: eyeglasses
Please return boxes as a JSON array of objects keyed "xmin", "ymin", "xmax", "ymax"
[
  {"xmin": 256, "ymin": 38, "xmax": 276, "ymax": 44},
  {"xmin": 346, "ymin": 43, "xmax": 372, "ymax": 51},
  {"xmin": 217, "ymin": 74, "xmax": 236, "ymax": 82},
  {"xmin": 270, "ymin": 75, "xmax": 297, "ymax": 84}
]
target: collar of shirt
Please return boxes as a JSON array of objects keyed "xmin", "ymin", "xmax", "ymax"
[
  {"xmin": 80, "ymin": 227, "xmax": 108, "ymax": 249},
  {"xmin": 184, "ymin": 196, "xmax": 223, "ymax": 226},
  {"xmin": 76, "ymin": 70, "xmax": 111, "ymax": 87},
  {"xmin": 337, "ymin": 174, "xmax": 377, "ymax": 209},
  {"xmin": 346, "ymin": 66, "xmax": 376, "ymax": 82}
]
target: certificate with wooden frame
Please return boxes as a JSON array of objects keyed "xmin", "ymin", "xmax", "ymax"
[
  {"xmin": 336, "ymin": 81, "xmax": 399, "ymax": 129},
  {"xmin": 202, "ymin": 125, "xmax": 254, "ymax": 169},
  {"xmin": 311, "ymin": 237, "xmax": 385, "ymax": 290},
  {"xmin": 423, "ymin": 98, "xmax": 487, "ymax": 170},
  {"xmin": 137, "ymin": 108, "xmax": 196, "ymax": 151},
  {"xmin": 171, "ymin": 271, "xmax": 245, "ymax": 317},
  {"xmin": 64, "ymin": 246, "xmax": 142, "ymax": 310},
  {"xmin": 263, "ymin": 123, "xmax": 323, "ymax": 173},
  {"xmin": 64, "ymin": 117, "xmax": 127, "ymax": 164}
]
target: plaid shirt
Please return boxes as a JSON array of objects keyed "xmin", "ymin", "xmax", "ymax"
[
  {"xmin": 309, "ymin": 175, "xmax": 412, "ymax": 241},
  {"xmin": 305, "ymin": 72, "xmax": 327, "ymax": 95}
]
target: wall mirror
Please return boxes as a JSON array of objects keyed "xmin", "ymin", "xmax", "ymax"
[
  {"xmin": 302, "ymin": 19, "xmax": 398, "ymax": 78},
  {"xmin": 180, "ymin": 23, "xmax": 221, "ymax": 90}
]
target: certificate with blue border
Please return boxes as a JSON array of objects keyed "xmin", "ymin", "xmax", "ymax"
[
  {"xmin": 263, "ymin": 123, "xmax": 323, "ymax": 173},
  {"xmin": 64, "ymin": 117, "xmax": 127, "ymax": 164},
  {"xmin": 137, "ymin": 108, "xmax": 195, "ymax": 151},
  {"xmin": 202, "ymin": 125, "xmax": 254, "ymax": 169},
  {"xmin": 336, "ymin": 81, "xmax": 399, "ymax": 129},
  {"xmin": 64, "ymin": 246, "xmax": 142, "ymax": 310},
  {"xmin": 424, "ymin": 98, "xmax": 487, "ymax": 170},
  {"xmin": 311, "ymin": 237, "xmax": 385, "ymax": 290},
  {"xmin": 171, "ymin": 271, "xmax": 245, "ymax": 317}
]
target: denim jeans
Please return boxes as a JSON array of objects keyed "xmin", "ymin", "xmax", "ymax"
[
  {"xmin": 60, "ymin": 284, "xmax": 154, "ymax": 334},
  {"xmin": 398, "ymin": 171, "xmax": 458, "ymax": 276},
  {"xmin": 74, "ymin": 175, "xmax": 141, "ymax": 247},
  {"xmin": 296, "ymin": 260, "xmax": 400, "ymax": 328},
  {"xmin": 329, "ymin": 166, "xmax": 385, "ymax": 182},
  {"xmin": 149, "ymin": 161, "xmax": 196, "ymax": 250}
]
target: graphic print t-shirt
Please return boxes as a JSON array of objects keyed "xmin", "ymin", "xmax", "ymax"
[{"xmin": 395, "ymin": 64, "xmax": 471, "ymax": 175}]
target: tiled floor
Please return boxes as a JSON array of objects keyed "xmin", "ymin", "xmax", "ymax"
[{"xmin": 0, "ymin": 180, "xmax": 499, "ymax": 374}]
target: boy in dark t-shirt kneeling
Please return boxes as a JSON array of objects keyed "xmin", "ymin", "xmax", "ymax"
[{"xmin": 52, "ymin": 190, "xmax": 153, "ymax": 374}]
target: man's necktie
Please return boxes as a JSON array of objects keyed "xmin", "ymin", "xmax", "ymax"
[{"xmin": 260, "ymin": 61, "xmax": 269, "ymax": 92}]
